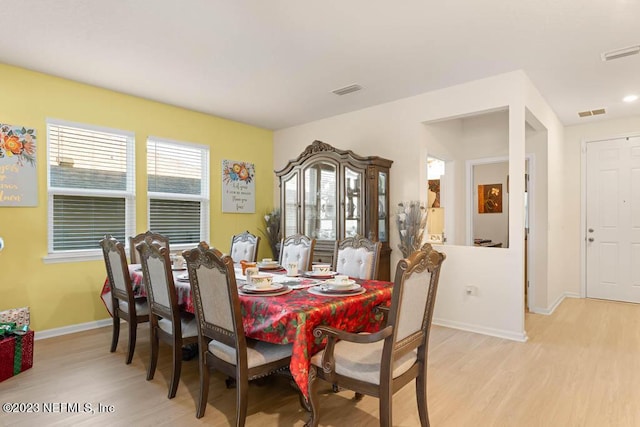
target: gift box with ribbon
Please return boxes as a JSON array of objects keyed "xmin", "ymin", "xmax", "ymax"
[
  {"xmin": 0, "ymin": 309, "xmax": 34, "ymax": 383},
  {"xmin": 0, "ymin": 306, "xmax": 30, "ymax": 328}
]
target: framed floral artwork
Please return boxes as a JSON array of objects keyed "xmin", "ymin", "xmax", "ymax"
[
  {"xmin": 222, "ymin": 159, "xmax": 255, "ymax": 213},
  {"xmin": 478, "ymin": 183, "xmax": 502, "ymax": 213},
  {"xmin": 0, "ymin": 123, "xmax": 37, "ymax": 206}
]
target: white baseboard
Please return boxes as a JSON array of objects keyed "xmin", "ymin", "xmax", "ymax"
[
  {"xmin": 432, "ymin": 317, "xmax": 528, "ymax": 342},
  {"xmin": 529, "ymin": 292, "xmax": 581, "ymax": 315},
  {"xmin": 35, "ymin": 319, "xmax": 112, "ymax": 341}
]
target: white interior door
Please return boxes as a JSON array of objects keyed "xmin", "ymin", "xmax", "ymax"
[{"xmin": 586, "ymin": 136, "xmax": 640, "ymax": 303}]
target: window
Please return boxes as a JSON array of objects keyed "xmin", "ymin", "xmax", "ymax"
[
  {"xmin": 47, "ymin": 120, "xmax": 135, "ymax": 261},
  {"xmin": 147, "ymin": 137, "xmax": 209, "ymax": 247}
]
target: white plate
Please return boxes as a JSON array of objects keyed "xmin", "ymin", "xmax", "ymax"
[
  {"xmin": 258, "ymin": 262, "xmax": 281, "ymax": 270},
  {"xmin": 304, "ymin": 271, "xmax": 337, "ymax": 279},
  {"xmin": 324, "ymin": 278, "xmax": 357, "ymax": 288},
  {"xmin": 242, "ymin": 283, "xmax": 284, "ymax": 293},
  {"xmin": 320, "ymin": 283, "xmax": 361, "ymax": 292},
  {"xmin": 308, "ymin": 285, "xmax": 365, "ymax": 297},
  {"xmin": 239, "ymin": 287, "xmax": 293, "ymax": 297}
]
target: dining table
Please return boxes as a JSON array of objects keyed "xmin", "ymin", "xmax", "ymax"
[{"xmin": 100, "ymin": 264, "xmax": 394, "ymax": 400}]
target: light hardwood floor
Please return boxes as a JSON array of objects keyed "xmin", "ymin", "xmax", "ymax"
[{"xmin": 2, "ymin": 297, "xmax": 640, "ymax": 426}]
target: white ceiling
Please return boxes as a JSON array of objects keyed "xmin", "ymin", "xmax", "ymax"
[{"xmin": 2, "ymin": 0, "xmax": 639, "ymax": 130}]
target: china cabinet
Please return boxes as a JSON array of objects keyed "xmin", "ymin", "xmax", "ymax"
[{"xmin": 275, "ymin": 140, "xmax": 393, "ymax": 281}]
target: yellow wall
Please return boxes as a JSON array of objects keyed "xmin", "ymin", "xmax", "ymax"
[{"xmin": 0, "ymin": 63, "xmax": 274, "ymax": 331}]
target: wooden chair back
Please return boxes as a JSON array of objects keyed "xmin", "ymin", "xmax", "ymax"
[
  {"xmin": 279, "ymin": 233, "xmax": 316, "ymax": 272},
  {"xmin": 385, "ymin": 243, "xmax": 445, "ymax": 361},
  {"xmin": 183, "ymin": 243, "xmax": 246, "ymax": 353},
  {"xmin": 129, "ymin": 231, "xmax": 170, "ymax": 264},
  {"xmin": 136, "ymin": 238, "xmax": 181, "ymax": 335},
  {"xmin": 101, "ymin": 234, "xmax": 136, "ymax": 308},
  {"xmin": 229, "ymin": 231, "xmax": 260, "ymax": 263},
  {"xmin": 333, "ymin": 235, "xmax": 382, "ymax": 280}
]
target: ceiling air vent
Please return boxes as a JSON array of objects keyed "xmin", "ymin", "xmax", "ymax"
[
  {"xmin": 332, "ymin": 84, "xmax": 362, "ymax": 96},
  {"xmin": 601, "ymin": 45, "xmax": 640, "ymax": 62},
  {"xmin": 578, "ymin": 108, "xmax": 606, "ymax": 118}
]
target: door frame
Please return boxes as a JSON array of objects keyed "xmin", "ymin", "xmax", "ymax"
[{"xmin": 580, "ymin": 132, "xmax": 640, "ymax": 298}]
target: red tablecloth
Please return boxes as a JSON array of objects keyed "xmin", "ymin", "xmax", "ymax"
[{"xmin": 101, "ymin": 267, "xmax": 393, "ymax": 398}]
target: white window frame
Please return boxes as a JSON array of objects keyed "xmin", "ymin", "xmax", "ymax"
[
  {"xmin": 146, "ymin": 136, "xmax": 210, "ymax": 251},
  {"xmin": 44, "ymin": 118, "xmax": 135, "ymax": 263}
]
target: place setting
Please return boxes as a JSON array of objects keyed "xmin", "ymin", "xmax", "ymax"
[
  {"xmin": 257, "ymin": 258, "xmax": 284, "ymax": 271},
  {"xmin": 303, "ymin": 263, "xmax": 338, "ymax": 280},
  {"xmin": 176, "ymin": 272, "xmax": 190, "ymax": 283},
  {"xmin": 307, "ymin": 275, "xmax": 365, "ymax": 297},
  {"xmin": 239, "ymin": 273, "xmax": 292, "ymax": 297}
]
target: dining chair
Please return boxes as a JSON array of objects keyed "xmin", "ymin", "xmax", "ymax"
[
  {"xmin": 332, "ymin": 234, "xmax": 382, "ymax": 280},
  {"xmin": 129, "ymin": 230, "xmax": 170, "ymax": 265},
  {"xmin": 306, "ymin": 243, "xmax": 446, "ymax": 427},
  {"xmin": 182, "ymin": 242, "xmax": 293, "ymax": 424},
  {"xmin": 279, "ymin": 234, "xmax": 316, "ymax": 272},
  {"xmin": 229, "ymin": 230, "xmax": 260, "ymax": 263},
  {"xmin": 99, "ymin": 234, "xmax": 149, "ymax": 364},
  {"xmin": 136, "ymin": 238, "xmax": 198, "ymax": 399}
]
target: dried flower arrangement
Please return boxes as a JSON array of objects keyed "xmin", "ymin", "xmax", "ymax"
[
  {"xmin": 395, "ymin": 201, "xmax": 428, "ymax": 258},
  {"xmin": 260, "ymin": 208, "xmax": 281, "ymax": 259}
]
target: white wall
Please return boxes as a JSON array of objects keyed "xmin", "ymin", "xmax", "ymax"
[
  {"xmin": 525, "ymin": 123, "xmax": 549, "ymax": 312},
  {"xmin": 519, "ymin": 77, "xmax": 566, "ymax": 312},
  {"xmin": 275, "ymin": 71, "xmax": 539, "ymax": 341}
]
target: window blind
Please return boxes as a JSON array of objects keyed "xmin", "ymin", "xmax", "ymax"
[
  {"xmin": 147, "ymin": 138, "xmax": 209, "ymax": 246},
  {"xmin": 47, "ymin": 120, "xmax": 135, "ymax": 253}
]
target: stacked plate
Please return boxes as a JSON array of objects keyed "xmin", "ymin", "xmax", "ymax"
[
  {"xmin": 240, "ymin": 283, "xmax": 291, "ymax": 297},
  {"xmin": 242, "ymin": 283, "xmax": 284, "ymax": 293},
  {"xmin": 308, "ymin": 282, "xmax": 364, "ymax": 296},
  {"xmin": 258, "ymin": 261, "xmax": 281, "ymax": 270},
  {"xmin": 303, "ymin": 271, "xmax": 337, "ymax": 279}
]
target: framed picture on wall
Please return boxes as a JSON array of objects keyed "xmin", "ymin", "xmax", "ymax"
[
  {"xmin": 0, "ymin": 123, "xmax": 37, "ymax": 207},
  {"xmin": 222, "ymin": 159, "xmax": 255, "ymax": 213},
  {"xmin": 478, "ymin": 183, "xmax": 502, "ymax": 213}
]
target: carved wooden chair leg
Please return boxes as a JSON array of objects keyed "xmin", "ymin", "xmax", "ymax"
[
  {"xmin": 147, "ymin": 326, "xmax": 159, "ymax": 380},
  {"xmin": 305, "ymin": 366, "xmax": 320, "ymax": 427},
  {"xmin": 126, "ymin": 320, "xmax": 136, "ymax": 364},
  {"xmin": 110, "ymin": 314, "xmax": 120, "ymax": 352}
]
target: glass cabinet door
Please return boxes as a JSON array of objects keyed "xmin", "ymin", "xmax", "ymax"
[
  {"xmin": 378, "ymin": 171, "xmax": 388, "ymax": 242},
  {"xmin": 304, "ymin": 162, "xmax": 336, "ymax": 240},
  {"xmin": 283, "ymin": 174, "xmax": 298, "ymax": 237},
  {"xmin": 344, "ymin": 167, "xmax": 363, "ymax": 237}
]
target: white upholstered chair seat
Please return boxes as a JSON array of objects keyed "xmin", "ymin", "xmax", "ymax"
[
  {"xmin": 209, "ymin": 339, "xmax": 293, "ymax": 369},
  {"xmin": 230, "ymin": 241, "xmax": 257, "ymax": 263},
  {"xmin": 335, "ymin": 247, "xmax": 375, "ymax": 279},
  {"xmin": 310, "ymin": 338, "xmax": 417, "ymax": 385},
  {"xmin": 281, "ymin": 246, "xmax": 310, "ymax": 270},
  {"xmin": 118, "ymin": 299, "xmax": 150, "ymax": 316},
  {"xmin": 158, "ymin": 315, "xmax": 199, "ymax": 338}
]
